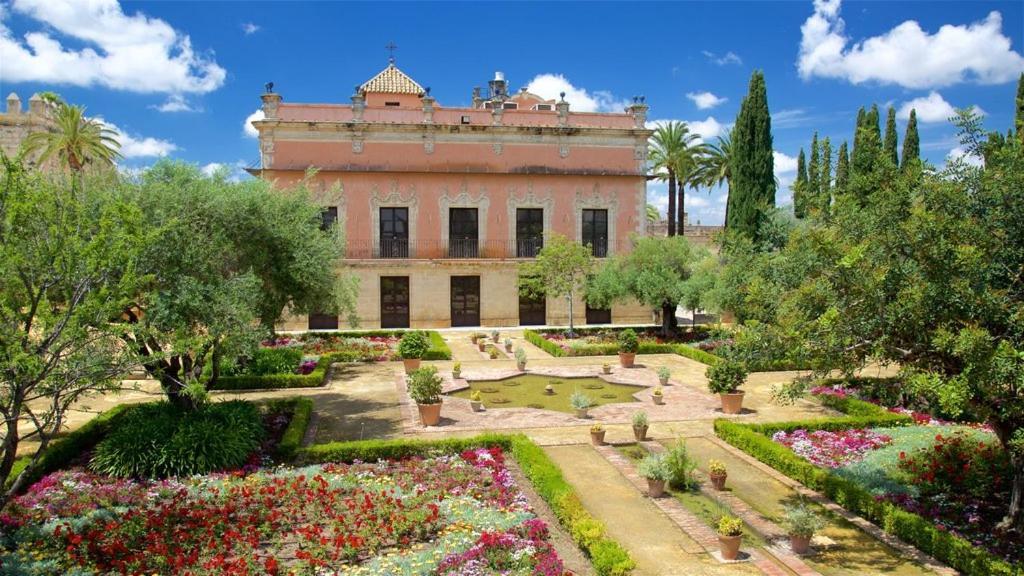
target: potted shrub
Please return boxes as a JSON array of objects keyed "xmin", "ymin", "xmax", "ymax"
[
  {"xmin": 601, "ymin": 362, "xmax": 612, "ymax": 374},
  {"xmin": 637, "ymin": 453, "xmax": 671, "ymax": 498},
  {"xmin": 478, "ymin": 339, "xmax": 486, "ymax": 352},
  {"xmin": 657, "ymin": 366, "xmax": 671, "ymax": 386},
  {"xmin": 783, "ymin": 502, "xmax": 826, "ymax": 555},
  {"xmin": 618, "ymin": 328, "xmax": 639, "ymax": 367},
  {"xmin": 491, "ymin": 329, "xmax": 500, "ymax": 342},
  {"xmin": 515, "ymin": 346, "xmax": 527, "ymax": 371},
  {"xmin": 504, "ymin": 337, "xmax": 513, "ymax": 352},
  {"xmin": 652, "ymin": 387, "xmax": 664, "ymax": 405},
  {"xmin": 717, "ymin": 515, "xmax": 744, "ymax": 560},
  {"xmin": 398, "ymin": 331, "xmax": 430, "ymax": 374},
  {"xmin": 469, "ymin": 389, "xmax": 484, "ymax": 412},
  {"xmin": 408, "ymin": 366, "xmax": 443, "ymax": 426},
  {"xmin": 470, "ymin": 332, "xmax": 482, "ymax": 344},
  {"xmin": 706, "ymin": 359, "xmax": 748, "ymax": 414},
  {"xmin": 590, "ymin": 424, "xmax": 606, "ymax": 446},
  {"xmin": 707, "ymin": 459, "xmax": 727, "ymax": 490},
  {"xmin": 452, "ymin": 362, "xmax": 462, "ymax": 379},
  {"xmin": 632, "ymin": 410, "xmax": 649, "ymax": 441},
  {"xmin": 489, "ymin": 348, "xmax": 499, "ymax": 359},
  {"xmin": 570, "ymin": 390, "xmax": 593, "ymax": 418}
]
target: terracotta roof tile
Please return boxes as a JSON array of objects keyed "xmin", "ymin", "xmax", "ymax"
[{"xmin": 360, "ymin": 64, "xmax": 425, "ymax": 95}]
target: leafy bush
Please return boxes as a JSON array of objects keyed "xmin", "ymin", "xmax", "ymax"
[
  {"xmin": 631, "ymin": 411, "xmax": 648, "ymax": 428},
  {"xmin": 570, "ymin": 390, "xmax": 594, "ymax": 410},
  {"xmin": 91, "ymin": 401, "xmax": 264, "ymax": 478},
  {"xmin": 717, "ymin": 515, "xmax": 744, "ymax": 537},
  {"xmin": 248, "ymin": 347, "xmax": 303, "ymax": 375},
  {"xmin": 617, "ymin": 329, "xmax": 639, "ymax": 353},
  {"xmin": 706, "ymin": 360, "xmax": 748, "ymax": 394},
  {"xmin": 636, "ymin": 453, "xmax": 671, "ymax": 481},
  {"xmin": 898, "ymin": 430, "xmax": 1010, "ymax": 501},
  {"xmin": 782, "ymin": 502, "xmax": 826, "ymax": 537},
  {"xmin": 397, "ymin": 330, "xmax": 430, "ymax": 359},
  {"xmin": 407, "ymin": 365, "xmax": 443, "ymax": 405},
  {"xmin": 515, "ymin": 346, "xmax": 528, "ymax": 364},
  {"xmin": 664, "ymin": 438, "xmax": 698, "ymax": 490}
]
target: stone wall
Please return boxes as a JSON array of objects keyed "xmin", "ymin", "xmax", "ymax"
[{"xmin": 0, "ymin": 93, "xmax": 53, "ymax": 161}]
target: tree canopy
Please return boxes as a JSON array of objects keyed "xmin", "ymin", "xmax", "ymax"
[{"xmin": 519, "ymin": 233, "xmax": 593, "ymax": 335}]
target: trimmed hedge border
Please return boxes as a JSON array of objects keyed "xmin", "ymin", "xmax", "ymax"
[
  {"xmin": 713, "ymin": 397, "xmax": 1019, "ymax": 576},
  {"xmin": 525, "ymin": 329, "xmax": 719, "ymax": 367},
  {"xmin": 299, "ymin": 433, "xmax": 635, "ymax": 575},
  {"xmin": 672, "ymin": 344, "xmax": 722, "ymax": 365},
  {"xmin": 267, "ymin": 397, "xmax": 314, "ymax": 461}
]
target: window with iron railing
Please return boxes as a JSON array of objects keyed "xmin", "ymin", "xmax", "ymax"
[
  {"xmin": 449, "ymin": 208, "xmax": 478, "ymax": 258},
  {"xmin": 582, "ymin": 209, "xmax": 608, "ymax": 258},
  {"xmin": 379, "ymin": 207, "xmax": 409, "ymax": 258},
  {"xmin": 516, "ymin": 208, "xmax": 544, "ymax": 257},
  {"xmin": 320, "ymin": 206, "xmax": 338, "ymax": 231}
]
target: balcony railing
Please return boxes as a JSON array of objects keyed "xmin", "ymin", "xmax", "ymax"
[{"xmin": 344, "ymin": 238, "xmax": 623, "ymax": 260}]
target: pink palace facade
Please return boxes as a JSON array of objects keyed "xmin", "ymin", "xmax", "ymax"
[{"xmin": 251, "ymin": 62, "xmax": 653, "ymax": 329}]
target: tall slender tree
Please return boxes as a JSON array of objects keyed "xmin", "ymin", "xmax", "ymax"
[
  {"xmin": 1015, "ymin": 72, "xmax": 1023, "ymax": 143},
  {"xmin": 807, "ymin": 132, "xmax": 821, "ymax": 203},
  {"xmin": 819, "ymin": 136, "xmax": 832, "ymax": 215},
  {"xmin": 852, "ymin": 104, "xmax": 882, "ymax": 180},
  {"xmin": 649, "ymin": 122, "xmax": 699, "ymax": 236},
  {"xmin": 726, "ymin": 71, "xmax": 775, "ymax": 243},
  {"xmin": 793, "ymin": 148, "xmax": 808, "ymax": 218},
  {"xmin": 835, "ymin": 141, "xmax": 849, "ymax": 193},
  {"xmin": 901, "ymin": 109, "xmax": 920, "ymax": 171},
  {"xmin": 883, "ymin": 106, "xmax": 899, "ymax": 166},
  {"xmin": 852, "ymin": 107, "xmax": 866, "ymax": 158}
]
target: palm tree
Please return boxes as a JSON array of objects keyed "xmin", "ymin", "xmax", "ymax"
[
  {"xmin": 22, "ymin": 101, "xmax": 121, "ymax": 172},
  {"xmin": 696, "ymin": 130, "xmax": 732, "ymax": 226},
  {"xmin": 645, "ymin": 203, "xmax": 660, "ymax": 225},
  {"xmin": 649, "ymin": 122, "xmax": 704, "ymax": 235}
]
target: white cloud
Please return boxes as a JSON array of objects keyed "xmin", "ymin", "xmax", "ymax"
[
  {"xmin": 151, "ymin": 94, "xmax": 197, "ymax": 113},
  {"xmin": 686, "ymin": 91, "xmax": 727, "ymax": 110},
  {"xmin": 99, "ymin": 118, "xmax": 177, "ymax": 158},
  {"xmin": 524, "ymin": 74, "xmax": 631, "ymax": 113},
  {"xmin": 946, "ymin": 146, "xmax": 984, "ymax": 168},
  {"xmin": 241, "ymin": 22, "xmax": 260, "ymax": 35},
  {"xmin": 647, "ymin": 116, "xmax": 727, "ymax": 143},
  {"xmin": 201, "ymin": 160, "xmax": 250, "ymax": 182},
  {"xmin": 798, "ymin": 0, "xmax": 1024, "ymax": 89},
  {"xmin": 0, "ymin": 0, "xmax": 226, "ymax": 94},
  {"xmin": 702, "ymin": 50, "xmax": 742, "ymax": 66},
  {"xmin": 774, "ymin": 151, "xmax": 799, "ymax": 174},
  {"xmin": 897, "ymin": 91, "xmax": 984, "ymax": 123},
  {"xmin": 244, "ymin": 109, "xmax": 265, "ymax": 138}
]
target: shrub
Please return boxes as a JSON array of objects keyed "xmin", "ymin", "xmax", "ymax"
[
  {"xmin": 631, "ymin": 411, "xmax": 648, "ymax": 429},
  {"xmin": 673, "ymin": 344, "xmax": 722, "ymax": 365},
  {"xmin": 664, "ymin": 438, "xmax": 697, "ymax": 490},
  {"xmin": 407, "ymin": 365, "xmax": 443, "ymax": 405},
  {"xmin": 897, "ymin": 430, "xmax": 1010, "ymax": 501},
  {"xmin": 515, "ymin": 346, "xmax": 528, "ymax": 364},
  {"xmin": 618, "ymin": 329, "xmax": 639, "ymax": 353},
  {"xmin": 525, "ymin": 329, "xmax": 566, "ymax": 357},
  {"xmin": 708, "ymin": 459, "xmax": 727, "ymax": 476},
  {"xmin": 706, "ymin": 360, "xmax": 747, "ymax": 394},
  {"xmin": 717, "ymin": 515, "xmax": 744, "ymax": 537},
  {"xmin": 657, "ymin": 366, "xmax": 671, "ymax": 380},
  {"xmin": 397, "ymin": 331, "xmax": 430, "ymax": 359},
  {"xmin": 636, "ymin": 453, "xmax": 671, "ymax": 482},
  {"xmin": 91, "ymin": 401, "xmax": 264, "ymax": 478},
  {"xmin": 249, "ymin": 347, "xmax": 303, "ymax": 375},
  {"xmin": 570, "ymin": 390, "xmax": 593, "ymax": 410},
  {"xmin": 782, "ymin": 502, "xmax": 826, "ymax": 537}
]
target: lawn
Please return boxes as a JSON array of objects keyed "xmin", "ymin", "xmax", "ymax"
[{"xmin": 449, "ymin": 374, "xmax": 642, "ymax": 412}]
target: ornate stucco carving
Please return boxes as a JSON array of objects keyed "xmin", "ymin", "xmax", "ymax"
[
  {"xmin": 439, "ymin": 182, "xmax": 489, "ymax": 252},
  {"xmin": 574, "ymin": 184, "xmax": 619, "ymax": 256},
  {"xmin": 506, "ymin": 183, "xmax": 554, "ymax": 244}
]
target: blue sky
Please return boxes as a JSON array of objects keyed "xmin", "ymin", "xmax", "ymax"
[{"xmin": 1, "ymin": 0, "xmax": 1022, "ymax": 225}]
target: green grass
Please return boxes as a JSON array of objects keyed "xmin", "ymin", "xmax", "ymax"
[{"xmin": 449, "ymin": 374, "xmax": 642, "ymax": 413}]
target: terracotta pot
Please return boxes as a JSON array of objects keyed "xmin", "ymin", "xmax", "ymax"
[
  {"xmin": 417, "ymin": 402, "xmax": 442, "ymax": 426},
  {"xmin": 720, "ymin": 391, "xmax": 746, "ymax": 414},
  {"xmin": 492, "ymin": 333, "xmax": 500, "ymax": 342},
  {"xmin": 618, "ymin": 352, "xmax": 636, "ymax": 368},
  {"xmin": 633, "ymin": 424, "xmax": 648, "ymax": 441},
  {"xmin": 574, "ymin": 408, "xmax": 589, "ymax": 419},
  {"xmin": 402, "ymin": 358, "xmax": 421, "ymax": 374},
  {"xmin": 452, "ymin": 371, "xmax": 461, "ymax": 379},
  {"xmin": 653, "ymin": 395, "xmax": 664, "ymax": 405},
  {"xmin": 590, "ymin": 430, "xmax": 606, "ymax": 446},
  {"xmin": 718, "ymin": 534, "xmax": 743, "ymax": 560},
  {"xmin": 790, "ymin": 534, "xmax": 812, "ymax": 555},
  {"xmin": 505, "ymin": 344, "xmax": 512, "ymax": 352},
  {"xmin": 709, "ymin": 472, "xmax": 727, "ymax": 491},
  {"xmin": 478, "ymin": 342, "xmax": 486, "ymax": 352},
  {"xmin": 646, "ymin": 478, "xmax": 665, "ymax": 498},
  {"xmin": 517, "ymin": 361, "xmax": 527, "ymax": 372},
  {"xmin": 602, "ymin": 366, "xmax": 612, "ymax": 374},
  {"xmin": 659, "ymin": 376, "xmax": 670, "ymax": 386}
]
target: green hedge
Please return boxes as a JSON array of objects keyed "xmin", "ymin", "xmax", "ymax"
[
  {"xmin": 423, "ymin": 330, "xmax": 453, "ymax": 360},
  {"xmin": 267, "ymin": 397, "xmax": 313, "ymax": 461},
  {"xmin": 525, "ymin": 329, "xmax": 566, "ymax": 357},
  {"xmin": 300, "ymin": 434, "xmax": 635, "ymax": 575},
  {"xmin": 525, "ymin": 329, "xmax": 681, "ymax": 358},
  {"xmin": 672, "ymin": 344, "xmax": 723, "ymax": 365},
  {"xmin": 299, "ymin": 329, "xmax": 452, "ymax": 361},
  {"xmin": 714, "ymin": 417, "xmax": 1019, "ymax": 576}
]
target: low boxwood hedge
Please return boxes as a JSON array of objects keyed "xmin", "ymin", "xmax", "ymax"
[
  {"xmin": 713, "ymin": 401, "xmax": 1019, "ymax": 576},
  {"xmin": 672, "ymin": 344, "xmax": 722, "ymax": 365},
  {"xmin": 267, "ymin": 397, "xmax": 314, "ymax": 461},
  {"xmin": 300, "ymin": 329, "xmax": 452, "ymax": 360},
  {"xmin": 300, "ymin": 433, "xmax": 635, "ymax": 575}
]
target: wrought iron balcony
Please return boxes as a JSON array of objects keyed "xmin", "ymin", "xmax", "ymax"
[{"xmin": 343, "ymin": 237, "xmax": 619, "ymax": 260}]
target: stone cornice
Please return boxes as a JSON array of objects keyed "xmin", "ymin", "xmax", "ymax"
[{"xmin": 253, "ymin": 119, "xmax": 652, "ymax": 141}]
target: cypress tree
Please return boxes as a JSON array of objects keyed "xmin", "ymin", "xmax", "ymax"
[
  {"xmin": 726, "ymin": 71, "xmax": 775, "ymax": 243},
  {"xmin": 835, "ymin": 141, "xmax": 849, "ymax": 193},
  {"xmin": 867, "ymin": 104, "xmax": 881, "ymax": 144},
  {"xmin": 808, "ymin": 132, "xmax": 820, "ymax": 205},
  {"xmin": 819, "ymin": 137, "xmax": 832, "ymax": 214},
  {"xmin": 901, "ymin": 109, "xmax": 920, "ymax": 171},
  {"xmin": 1015, "ymin": 72, "xmax": 1023, "ymax": 144},
  {"xmin": 883, "ymin": 106, "xmax": 899, "ymax": 166},
  {"xmin": 852, "ymin": 104, "xmax": 881, "ymax": 179},
  {"xmin": 852, "ymin": 107, "xmax": 866, "ymax": 155},
  {"xmin": 794, "ymin": 148, "xmax": 808, "ymax": 218}
]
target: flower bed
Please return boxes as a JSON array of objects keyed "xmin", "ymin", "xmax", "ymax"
[
  {"xmin": 525, "ymin": 327, "xmax": 716, "ymax": 359},
  {"xmin": 772, "ymin": 428, "xmax": 892, "ymax": 468},
  {"xmin": 1, "ymin": 447, "xmax": 567, "ymax": 575}
]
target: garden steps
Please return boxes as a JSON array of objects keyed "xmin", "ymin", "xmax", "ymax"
[
  {"xmin": 544, "ymin": 444, "xmax": 762, "ymax": 575},
  {"xmin": 682, "ymin": 435, "xmax": 953, "ymax": 576}
]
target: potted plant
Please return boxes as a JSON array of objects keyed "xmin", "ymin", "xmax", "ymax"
[
  {"xmin": 398, "ymin": 331, "xmax": 430, "ymax": 374},
  {"xmin": 470, "ymin": 332, "xmax": 482, "ymax": 344},
  {"xmin": 632, "ymin": 410, "xmax": 649, "ymax": 441},
  {"xmin": 408, "ymin": 366, "xmax": 443, "ymax": 426},
  {"xmin": 478, "ymin": 339, "xmax": 486, "ymax": 352},
  {"xmin": 707, "ymin": 459, "xmax": 727, "ymax": 490},
  {"xmin": 452, "ymin": 362, "xmax": 462, "ymax": 379},
  {"xmin": 706, "ymin": 359, "xmax": 748, "ymax": 414},
  {"xmin": 515, "ymin": 346, "xmax": 527, "ymax": 371},
  {"xmin": 504, "ymin": 337, "xmax": 513, "ymax": 352},
  {"xmin": 717, "ymin": 515, "xmax": 744, "ymax": 560},
  {"xmin": 570, "ymin": 390, "xmax": 593, "ymax": 418},
  {"xmin": 601, "ymin": 363, "xmax": 612, "ymax": 375},
  {"xmin": 652, "ymin": 387, "xmax": 664, "ymax": 405},
  {"xmin": 657, "ymin": 366, "xmax": 671, "ymax": 385},
  {"xmin": 783, "ymin": 502, "xmax": 826, "ymax": 555},
  {"xmin": 469, "ymin": 389, "xmax": 484, "ymax": 412},
  {"xmin": 618, "ymin": 328, "xmax": 639, "ymax": 368},
  {"xmin": 491, "ymin": 329, "xmax": 500, "ymax": 342},
  {"xmin": 590, "ymin": 424, "xmax": 606, "ymax": 445},
  {"xmin": 489, "ymin": 348, "xmax": 499, "ymax": 359},
  {"xmin": 637, "ymin": 453, "xmax": 671, "ymax": 498}
]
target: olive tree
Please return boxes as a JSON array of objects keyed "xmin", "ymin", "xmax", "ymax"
[{"xmin": 519, "ymin": 233, "xmax": 593, "ymax": 336}]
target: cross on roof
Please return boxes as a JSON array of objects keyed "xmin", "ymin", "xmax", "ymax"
[{"xmin": 385, "ymin": 41, "xmax": 397, "ymax": 64}]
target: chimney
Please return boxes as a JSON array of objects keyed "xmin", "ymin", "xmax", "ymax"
[{"xmin": 488, "ymin": 71, "xmax": 507, "ymax": 100}]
